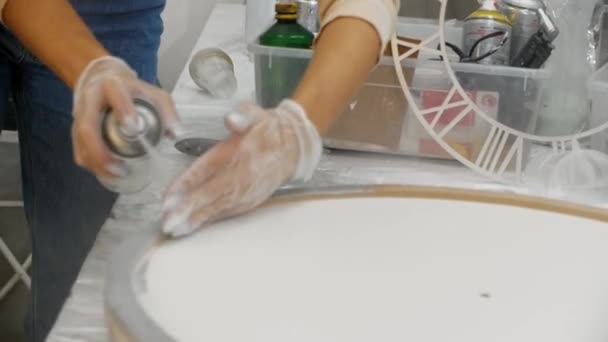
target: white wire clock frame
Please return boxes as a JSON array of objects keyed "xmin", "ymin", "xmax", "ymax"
[{"xmin": 390, "ymin": 0, "xmax": 608, "ymax": 183}]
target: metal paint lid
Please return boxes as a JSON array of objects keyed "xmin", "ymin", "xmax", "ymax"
[
  {"xmin": 188, "ymin": 48, "xmax": 236, "ymax": 98},
  {"xmin": 502, "ymin": 0, "xmax": 545, "ymax": 10},
  {"xmin": 102, "ymin": 99, "xmax": 163, "ymax": 158},
  {"xmin": 189, "ymin": 48, "xmax": 234, "ymax": 75}
]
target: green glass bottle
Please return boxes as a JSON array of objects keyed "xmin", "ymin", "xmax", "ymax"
[
  {"xmin": 259, "ymin": 3, "xmax": 314, "ymax": 48},
  {"xmin": 258, "ymin": 3, "xmax": 314, "ymax": 107}
]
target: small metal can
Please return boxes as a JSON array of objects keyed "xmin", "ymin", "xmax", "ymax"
[
  {"xmin": 296, "ymin": 0, "xmax": 319, "ymax": 34},
  {"xmin": 463, "ymin": 8, "xmax": 512, "ymax": 65},
  {"xmin": 497, "ymin": 0, "xmax": 545, "ymax": 62},
  {"xmin": 189, "ymin": 48, "xmax": 237, "ymax": 99},
  {"xmin": 99, "ymin": 98, "xmax": 164, "ymax": 194}
]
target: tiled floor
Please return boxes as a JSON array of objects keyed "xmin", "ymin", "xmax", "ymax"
[{"xmin": 0, "ymin": 139, "xmax": 30, "ymax": 342}]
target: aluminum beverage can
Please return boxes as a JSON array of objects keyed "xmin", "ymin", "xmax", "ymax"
[
  {"xmin": 463, "ymin": 8, "xmax": 512, "ymax": 65},
  {"xmin": 497, "ymin": 0, "xmax": 545, "ymax": 62},
  {"xmin": 296, "ymin": 0, "xmax": 319, "ymax": 34},
  {"xmin": 99, "ymin": 98, "xmax": 163, "ymax": 194}
]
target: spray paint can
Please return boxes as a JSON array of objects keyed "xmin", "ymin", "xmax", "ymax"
[
  {"xmin": 463, "ymin": 0, "xmax": 512, "ymax": 65},
  {"xmin": 99, "ymin": 98, "xmax": 164, "ymax": 194},
  {"xmin": 497, "ymin": 0, "xmax": 546, "ymax": 62},
  {"xmin": 296, "ymin": 0, "xmax": 319, "ymax": 34}
]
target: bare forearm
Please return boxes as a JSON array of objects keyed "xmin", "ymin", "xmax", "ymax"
[
  {"xmin": 292, "ymin": 17, "xmax": 380, "ymax": 135},
  {"xmin": 3, "ymin": 0, "xmax": 108, "ymax": 88}
]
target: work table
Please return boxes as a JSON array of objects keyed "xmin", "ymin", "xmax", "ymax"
[{"xmin": 48, "ymin": 4, "xmax": 602, "ymax": 341}]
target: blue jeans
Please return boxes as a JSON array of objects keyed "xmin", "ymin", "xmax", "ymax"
[{"xmin": 0, "ymin": 5, "xmax": 164, "ymax": 341}]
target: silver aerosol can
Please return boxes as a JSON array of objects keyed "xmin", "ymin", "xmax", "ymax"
[
  {"xmin": 99, "ymin": 98, "xmax": 163, "ymax": 194},
  {"xmin": 296, "ymin": 0, "xmax": 319, "ymax": 35},
  {"xmin": 463, "ymin": 0, "xmax": 512, "ymax": 65},
  {"xmin": 497, "ymin": 0, "xmax": 546, "ymax": 62}
]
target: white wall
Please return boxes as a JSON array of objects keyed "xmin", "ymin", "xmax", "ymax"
[{"xmin": 158, "ymin": 0, "xmax": 245, "ymax": 90}]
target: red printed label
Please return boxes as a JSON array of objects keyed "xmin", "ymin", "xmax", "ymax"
[{"xmin": 420, "ymin": 90, "xmax": 499, "ymax": 128}]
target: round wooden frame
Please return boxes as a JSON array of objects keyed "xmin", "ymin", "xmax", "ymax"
[{"xmin": 105, "ymin": 185, "xmax": 608, "ymax": 342}]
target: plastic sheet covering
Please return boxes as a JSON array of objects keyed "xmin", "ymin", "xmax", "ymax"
[
  {"xmin": 525, "ymin": 142, "xmax": 608, "ymax": 205},
  {"xmin": 537, "ymin": 0, "xmax": 596, "ymax": 136}
]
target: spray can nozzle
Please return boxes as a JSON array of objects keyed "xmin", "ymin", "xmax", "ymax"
[
  {"xmin": 102, "ymin": 99, "xmax": 163, "ymax": 158},
  {"xmin": 119, "ymin": 115, "xmax": 147, "ymax": 139}
]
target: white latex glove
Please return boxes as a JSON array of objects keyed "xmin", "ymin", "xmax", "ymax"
[
  {"xmin": 72, "ymin": 56, "xmax": 180, "ymax": 178},
  {"xmin": 162, "ymin": 100, "xmax": 323, "ymax": 237}
]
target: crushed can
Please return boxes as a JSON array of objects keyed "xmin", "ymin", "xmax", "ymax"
[{"xmin": 99, "ymin": 98, "xmax": 164, "ymax": 194}]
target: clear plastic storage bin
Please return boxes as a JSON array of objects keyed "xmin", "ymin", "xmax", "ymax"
[{"xmin": 249, "ymin": 18, "xmax": 550, "ymax": 165}]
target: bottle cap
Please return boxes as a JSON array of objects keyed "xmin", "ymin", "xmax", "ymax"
[{"xmin": 276, "ymin": 3, "xmax": 298, "ymax": 20}]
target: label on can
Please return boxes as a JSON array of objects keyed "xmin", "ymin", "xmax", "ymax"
[{"xmin": 463, "ymin": 18, "xmax": 512, "ymax": 65}]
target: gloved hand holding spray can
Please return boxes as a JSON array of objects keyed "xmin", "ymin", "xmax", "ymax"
[
  {"xmin": 72, "ymin": 56, "xmax": 181, "ymax": 195},
  {"xmin": 98, "ymin": 99, "xmax": 165, "ymax": 194}
]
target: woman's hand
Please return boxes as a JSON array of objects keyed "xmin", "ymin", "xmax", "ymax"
[
  {"xmin": 71, "ymin": 56, "xmax": 180, "ymax": 178},
  {"xmin": 161, "ymin": 100, "xmax": 323, "ymax": 237}
]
